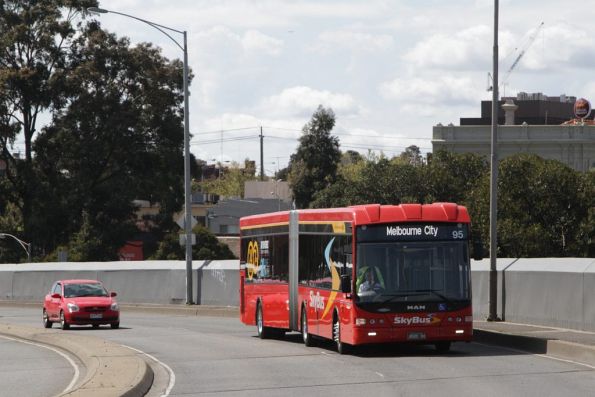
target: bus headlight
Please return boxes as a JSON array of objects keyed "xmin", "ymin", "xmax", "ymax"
[{"xmin": 355, "ymin": 318, "xmax": 367, "ymax": 326}]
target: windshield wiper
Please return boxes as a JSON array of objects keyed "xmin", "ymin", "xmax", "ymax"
[
  {"xmin": 410, "ymin": 289, "xmax": 454, "ymax": 303},
  {"xmin": 378, "ymin": 292, "xmax": 427, "ymax": 304}
]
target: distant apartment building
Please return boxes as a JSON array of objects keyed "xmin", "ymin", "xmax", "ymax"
[{"xmin": 432, "ymin": 93, "xmax": 595, "ymax": 172}]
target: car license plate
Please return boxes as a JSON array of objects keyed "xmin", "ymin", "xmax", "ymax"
[
  {"xmin": 90, "ymin": 313, "xmax": 102, "ymax": 319},
  {"xmin": 407, "ymin": 332, "xmax": 426, "ymax": 340}
]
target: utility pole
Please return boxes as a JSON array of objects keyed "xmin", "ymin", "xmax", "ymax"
[
  {"xmin": 260, "ymin": 126, "xmax": 264, "ymax": 181},
  {"xmin": 488, "ymin": 0, "xmax": 500, "ymax": 322}
]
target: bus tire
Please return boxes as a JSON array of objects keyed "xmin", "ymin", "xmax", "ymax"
[
  {"xmin": 301, "ymin": 308, "xmax": 313, "ymax": 347},
  {"xmin": 256, "ymin": 302, "xmax": 270, "ymax": 339},
  {"xmin": 333, "ymin": 314, "xmax": 350, "ymax": 355},
  {"xmin": 435, "ymin": 341, "xmax": 451, "ymax": 353}
]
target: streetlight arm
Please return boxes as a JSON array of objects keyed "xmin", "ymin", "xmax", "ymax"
[
  {"xmin": 87, "ymin": 7, "xmax": 185, "ymax": 52},
  {"xmin": 0, "ymin": 233, "xmax": 31, "ymax": 261}
]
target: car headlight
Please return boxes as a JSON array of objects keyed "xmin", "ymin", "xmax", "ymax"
[
  {"xmin": 67, "ymin": 303, "xmax": 79, "ymax": 313},
  {"xmin": 110, "ymin": 302, "xmax": 119, "ymax": 311}
]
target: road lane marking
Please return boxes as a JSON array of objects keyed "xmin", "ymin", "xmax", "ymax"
[
  {"xmin": 474, "ymin": 341, "xmax": 595, "ymax": 370},
  {"xmin": 123, "ymin": 344, "xmax": 176, "ymax": 397},
  {"xmin": 0, "ymin": 334, "xmax": 80, "ymax": 394}
]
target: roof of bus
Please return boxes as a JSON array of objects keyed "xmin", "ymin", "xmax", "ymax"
[{"xmin": 239, "ymin": 202, "xmax": 470, "ymax": 229}]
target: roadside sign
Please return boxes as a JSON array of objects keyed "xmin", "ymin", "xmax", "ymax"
[
  {"xmin": 176, "ymin": 214, "xmax": 198, "ymax": 230},
  {"xmin": 179, "ymin": 233, "xmax": 196, "ymax": 246}
]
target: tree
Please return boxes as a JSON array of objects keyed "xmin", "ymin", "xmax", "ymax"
[
  {"xmin": 397, "ymin": 145, "xmax": 424, "ymax": 166},
  {"xmin": 197, "ymin": 160, "xmax": 257, "ymax": 198},
  {"xmin": 0, "ymin": 0, "xmax": 97, "ymax": 247},
  {"xmin": 311, "ymin": 152, "xmax": 426, "ymax": 208},
  {"xmin": 30, "ymin": 24, "xmax": 188, "ymax": 258},
  {"xmin": 424, "ymin": 150, "xmax": 489, "ymax": 204},
  {"xmin": 288, "ymin": 106, "xmax": 341, "ymax": 208},
  {"xmin": 468, "ymin": 154, "xmax": 592, "ymax": 257}
]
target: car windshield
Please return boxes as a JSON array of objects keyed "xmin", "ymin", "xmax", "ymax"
[
  {"xmin": 355, "ymin": 241, "xmax": 470, "ymax": 303},
  {"xmin": 64, "ymin": 283, "xmax": 108, "ymax": 298}
]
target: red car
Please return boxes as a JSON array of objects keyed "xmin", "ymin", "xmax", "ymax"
[{"xmin": 43, "ymin": 279, "xmax": 120, "ymax": 329}]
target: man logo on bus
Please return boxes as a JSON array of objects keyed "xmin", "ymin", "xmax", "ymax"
[{"xmin": 246, "ymin": 241, "xmax": 259, "ymax": 280}]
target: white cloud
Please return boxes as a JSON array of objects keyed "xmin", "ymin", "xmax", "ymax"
[
  {"xmin": 194, "ymin": 26, "xmax": 283, "ymax": 56},
  {"xmin": 403, "ymin": 25, "xmax": 494, "ymax": 70},
  {"xmin": 312, "ymin": 30, "xmax": 394, "ymax": 53},
  {"xmin": 260, "ymin": 86, "xmax": 360, "ymax": 117},
  {"xmin": 379, "ymin": 76, "xmax": 483, "ymax": 107},
  {"xmin": 520, "ymin": 23, "xmax": 595, "ymax": 71},
  {"xmin": 241, "ymin": 30, "xmax": 284, "ymax": 55}
]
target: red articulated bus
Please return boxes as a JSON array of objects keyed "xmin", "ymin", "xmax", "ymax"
[{"xmin": 239, "ymin": 203, "xmax": 480, "ymax": 354}]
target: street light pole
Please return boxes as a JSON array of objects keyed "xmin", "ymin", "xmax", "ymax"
[
  {"xmin": 88, "ymin": 7, "xmax": 194, "ymax": 304},
  {"xmin": 0, "ymin": 233, "xmax": 31, "ymax": 262},
  {"xmin": 488, "ymin": 0, "xmax": 500, "ymax": 321}
]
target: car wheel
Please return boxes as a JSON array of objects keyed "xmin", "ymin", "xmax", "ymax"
[
  {"xmin": 435, "ymin": 341, "xmax": 451, "ymax": 353},
  {"xmin": 92, "ymin": 324, "xmax": 100, "ymax": 329},
  {"xmin": 301, "ymin": 308, "xmax": 313, "ymax": 347},
  {"xmin": 256, "ymin": 303, "xmax": 270, "ymax": 339},
  {"xmin": 333, "ymin": 315, "xmax": 350, "ymax": 355},
  {"xmin": 60, "ymin": 310, "xmax": 70, "ymax": 330},
  {"xmin": 110, "ymin": 322, "xmax": 120, "ymax": 329},
  {"xmin": 42, "ymin": 309, "xmax": 52, "ymax": 329}
]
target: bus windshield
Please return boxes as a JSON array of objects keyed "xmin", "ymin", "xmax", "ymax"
[{"xmin": 355, "ymin": 241, "xmax": 470, "ymax": 303}]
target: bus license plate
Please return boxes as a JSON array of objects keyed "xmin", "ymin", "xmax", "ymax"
[
  {"xmin": 407, "ymin": 332, "xmax": 426, "ymax": 341},
  {"xmin": 90, "ymin": 313, "xmax": 102, "ymax": 319}
]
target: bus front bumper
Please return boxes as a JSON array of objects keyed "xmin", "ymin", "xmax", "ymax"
[{"xmin": 350, "ymin": 324, "xmax": 473, "ymax": 345}]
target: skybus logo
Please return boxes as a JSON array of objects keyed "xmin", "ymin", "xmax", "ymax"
[
  {"xmin": 309, "ymin": 291, "xmax": 325, "ymax": 310},
  {"xmin": 394, "ymin": 315, "xmax": 440, "ymax": 325}
]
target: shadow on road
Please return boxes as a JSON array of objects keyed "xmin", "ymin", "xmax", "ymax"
[{"xmin": 253, "ymin": 331, "xmax": 530, "ymax": 358}]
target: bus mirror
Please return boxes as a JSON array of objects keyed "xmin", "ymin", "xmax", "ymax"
[
  {"xmin": 472, "ymin": 241, "xmax": 484, "ymax": 261},
  {"xmin": 340, "ymin": 274, "xmax": 351, "ymax": 294}
]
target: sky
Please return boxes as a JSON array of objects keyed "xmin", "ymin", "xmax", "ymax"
[{"xmin": 70, "ymin": 1, "xmax": 595, "ymax": 174}]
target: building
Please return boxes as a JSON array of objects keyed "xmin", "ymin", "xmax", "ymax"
[
  {"xmin": 244, "ymin": 180, "xmax": 292, "ymax": 202},
  {"xmin": 206, "ymin": 197, "xmax": 292, "ymax": 257},
  {"xmin": 460, "ymin": 92, "xmax": 576, "ymax": 126},
  {"xmin": 432, "ymin": 93, "xmax": 595, "ymax": 172}
]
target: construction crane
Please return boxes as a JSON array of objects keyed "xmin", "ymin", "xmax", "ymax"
[{"xmin": 487, "ymin": 21, "xmax": 545, "ymax": 95}]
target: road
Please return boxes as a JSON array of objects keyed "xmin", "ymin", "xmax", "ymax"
[
  {"xmin": 2, "ymin": 306, "xmax": 595, "ymax": 396},
  {"xmin": 0, "ymin": 333, "xmax": 74, "ymax": 397}
]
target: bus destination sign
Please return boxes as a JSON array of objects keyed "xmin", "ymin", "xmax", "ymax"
[{"xmin": 357, "ymin": 223, "xmax": 468, "ymax": 242}]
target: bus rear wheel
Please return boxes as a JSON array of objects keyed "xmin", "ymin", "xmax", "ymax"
[
  {"xmin": 256, "ymin": 303, "xmax": 270, "ymax": 339},
  {"xmin": 301, "ymin": 308, "xmax": 313, "ymax": 347}
]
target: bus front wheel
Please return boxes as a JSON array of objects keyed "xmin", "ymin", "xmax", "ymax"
[{"xmin": 333, "ymin": 316, "xmax": 350, "ymax": 355}]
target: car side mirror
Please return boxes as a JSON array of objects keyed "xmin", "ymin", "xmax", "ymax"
[
  {"xmin": 51, "ymin": 293, "xmax": 61, "ymax": 299},
  {"xmin": 110, "ymin": 292, "xmax": 117, "ymax": 297},
  {"xmin": 340, "ymin": 274, "xmax": 351, "ymax": 294}
]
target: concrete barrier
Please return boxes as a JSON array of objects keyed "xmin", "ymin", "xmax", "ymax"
[
  {"xmin": 3, "ymin": 258, "xmax": 595, "ymax": 332},
  {"xmin": 0, "ymin": 260, "xmax": 239, "ymax": 306},
  {"xmin": 471, "ymin": 258, "xmax": 595, "ymax": 331}
]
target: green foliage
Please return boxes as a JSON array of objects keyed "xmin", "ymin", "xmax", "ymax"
[
  {"xmin": 198, "ymin": 161, "xmax": 257, "ymax": 198},
  {"xmin": 468, "ymin": 154, "xmax": 593, "ymax": 257},
  {"xmin": 312, "ymin": 152, "xmax": 426, "ymax": 208},
  {"xmin": 288, "ymin": 106, "xmax": 341, "ymax": 208},
  {"xmin": 0, "ymin": 8, "xmax": 191, "ymax": 260},
  {"xmin": 0, "ymin": 1, "xmax": 98, "ymax": 246}
]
